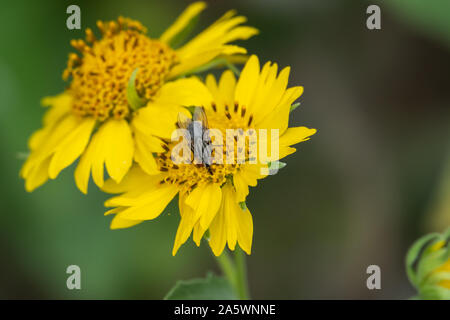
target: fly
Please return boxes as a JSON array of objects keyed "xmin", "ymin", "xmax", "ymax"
[{"xmin": 177, "ymin": 107, "xmax": 214, "ymax": 174}]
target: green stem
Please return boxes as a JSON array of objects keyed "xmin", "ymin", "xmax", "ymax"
[
  {"xmin": 215, "ymin": 250, "xmax": 237, "ymax": 291},
  {"xmin": 225, "ymin": 61, "xmax": 241, "ymax": 77},
  {"xmin": 214, "ymin": 248, "xmax": 250, "ymax": 300},
  {"xmin": 234, "ymin": 247, "xmax": 250, "ymax": 300}
]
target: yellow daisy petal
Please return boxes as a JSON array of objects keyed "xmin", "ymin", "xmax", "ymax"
[
  {"xmin": 24, "ymin": 157, "xmax": 51, "ymax": 192},
  {"xmin": 234, "ymin": 55, "xmax": 260, "ymax": 108},
  {"xmin": 193, "ymin": 221, "xmax": 206, "ymax": 247},
  {"xmin": 186, "ymin": 183, "xmax": 222, "ymax": 230},
  {"xmin": 209, "ymin": 183, "xmax": 253, "ymax": 256},
  {"xmin": 74, "ymin": 119, "xmax": 134, "ymax": 192},
  {"xmin": 173, "ymin": 194, "xmax": 197, "ymax": 255},
  {"xmin": 169, "ymin": 10, "xmax": 257, "ymax": 78},
  {"xmin": 133, "ymin": 133, "xmax": 161, "ymax": 175},
  {"xmin": 104, "ymin": 119, "xmax": 134, "ymax": 184},
  {"xmin": 153, "ymin": 77, "xmax": 212, "ymax": 110},
  {"xmin": 279, "ymin": 127, "xmax": 317, "ymax": 148},
  {"xmin": 101, "ymin": 165, "xmax": 160, "ymax": 194},
  {"xmin": 48, "ymin": 118, "xmax": 95, "ymax": 179},
  {"xmin": 41, "ymin": 93, "xmax": 73, "ymax": 126},
  {"xmin": 218, "ymin": 69, "xmax": 237, "ymax": 105},
  {"xmin": 160, "ymin": 1, "xmax": 207, "ymax": 44},
  {"xmin": 115, "ymin": 184, "xmax": 178, "ymax": 220},
  {"xmin": 110, "ymin": 214, "xmax": 144, "ymax": 229}
]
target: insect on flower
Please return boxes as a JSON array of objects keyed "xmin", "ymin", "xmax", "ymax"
[
  {"xmin": 101, "ymin": 55, "xmax": 317, "ymax": 256},
  {"xmin": 176, "ymin": 107, "xmax": 214, "ymax": 170},
  {"xmin": 20, "ymin": 2, "xmax": 258, "ymax": 194}
]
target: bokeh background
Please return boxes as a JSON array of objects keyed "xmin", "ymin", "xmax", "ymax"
[{"xmin": 1, "ymin": 0, "xmax": 449, "ymax": 299}]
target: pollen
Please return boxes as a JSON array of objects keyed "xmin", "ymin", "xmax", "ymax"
[
  {"xmin": 63, "ymin": 17, "xmax": 177, "ymax": 121},
  {"xmin": 156, "ymin": 141, "xmax": 238, "ymax": 194}
]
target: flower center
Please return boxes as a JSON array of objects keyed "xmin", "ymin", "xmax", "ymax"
[
  {"xmin": 63, "ymin": 17, "xmax": 177, "ymax": 121},
  {"xmin": 156, "ymin": 102, "xmax": 256, "ymax": 193},
  {"xmin": 157, "ymin": 143, "xmax": 238, "ymax": 194}
]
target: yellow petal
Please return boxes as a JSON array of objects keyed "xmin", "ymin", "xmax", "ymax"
[
  {"xmin": 110, "ymin": 214, "xmax": 143, "ymax": 229},
  {"xmin": 279, "ymin": 127, "xmax": 317, "ymax": 148},
  {"xmin": 277, "ymin": 127, "xmax": 316, "ymax": 159},
  {"xmin": 193, "ymin": 221, "xmax": 206, "ymax": 246},
  {"xmin": 133, "ymin": 133, "xmax": 161, "ymax": 175},
  {"xmin": 24, "ymin": 157, "xmax": 51, "ymax": 192},
  {"xmin": 22, "ymin": 114, "xmax": 80, "ymax": 178},
  {"xmin": 234, "ymin": 55, "xmax": 260, "ymax": 108},
  {"xmin": 218, "ymin": 69, "xmax": 236, "ymax": 105},
  {"xmin": 177, "ymin": 15, "xmax": 255, "ymax": 60},
  {"xmin": 91, "ymin": 128, "xmax": 107, "ymax": 188},
  {"xmin": 233, "ymin": 171, "xmax": 249, "ymax": 203},
  {"xmin": 133, "ymin": 101, "xmax": 191, "ymax": 139},
  {"xmin": 186, "ymin": 183, "xmax": 222, "ymax": 230},
  {"xmin": 160, "ymin": 1, "xmax": 207, "ymax": 44},
  {"xmin": 111, "ymin": 184, "xmax": 178, "ymax": 220},
  {"xmin": 41, "ymin": 93, "xmax": 73, "ymax": 126},
  {"xmin": 155, "ymin": 77, "xmax": 212, "ymax": 107},
  {"xmin": 278, "ymin": 86, "xmax": 304, "ymax": 108},
  {"xmin": 28, "ymin": 125, "xmax": 52, "ymax": 151},
  {"xmin": 74, "ymin": 119, "xmax": 135, "ymax": 192},
  {"xmin": 262, "ymin": 66, "xmax": 290, "ymax": 115},
  {"xmin": 208, "ymin": 183, "xmax": 253, "ymax": 256},
  {"xmin": 173, "ymin": 194, "xmax": 196, "ymax": 255},
  {"xmin": 104, "ymin": 207, "xmax": 122, "ymax": 216},
  {"xmin": 104, "ymin": 119, "xmax": 134, "ymax": 183},
  {"xmin": 74, "ymin": 133, "xmax": 98, "ymax": 194},
  {"xmin": 102, "ymin": 166, "xmax": 163, "ymax": 194},
  {"xmin": 104, "ymin": 176, "xmax": 163, "ymax": 207},
  {"xmin": 209, "ymin": 199, "xmax": 227, "ymax": 256},
  {"xmin": 168, "ymin": 47, "xmax": 244, "ymax": 78},
  {"xmin": 169, "ymin": 10, "xmax": 257, "ymax": 78},
  {"xmin": 235, "ymin": 205, "xmax": 253, "ymax": 255},
  {"xmin": 48, "ymin": 118, "xmax": 96, "ymax": 179},
  {"xmin": 205, "ymin": 74, "xmax": 220, "ymax": 103}
]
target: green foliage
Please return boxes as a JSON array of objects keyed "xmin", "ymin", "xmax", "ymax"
[
  {"xmin": 268, "ymin": 161, "xmax": 287, "ymax": 175},
  {"xmin": 290, "ymin": 102, "xmax": 301, "ymax": 113},
  {"xmin": 388, "ymin": 0, "xmax": 450, "ymax": 47},
  {"xmin": 406, "ymin": 229, "xmax": 450, "ymax": 300},
  {"xmin": 164, "ymin": 273, "xmax": 237, "ymax": 300}
]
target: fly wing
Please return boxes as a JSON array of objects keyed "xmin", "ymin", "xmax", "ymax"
[
  {"xmin": 202, "ymin": 143, "xmax": 212, "ymax": 165},
  {"xmin": 193, "ymin": 137, "xmax": 204, "ymax": 164},
  {"xmin": 177, "ymin": 111, "xmax": 191, "ymax": 129},
  {"xmin": 193, "ymin": 107, "xmax": 209, "ymax": 129}
]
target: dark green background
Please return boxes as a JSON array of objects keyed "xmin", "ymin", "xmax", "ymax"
[{"xmin": 1, "ymin": 0, "xmax": 449, "ymax": 299}]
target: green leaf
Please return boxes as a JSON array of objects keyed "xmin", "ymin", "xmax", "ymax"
[
  {"xmin": 416, "ymin": 248, "xmax": 448, "ymax": 286},
  {"xmin": 405, "ymin": 233, "xmax": 440, "ymax": 287},
  {"xmin": 290, "ymin": 102, "xmax": 301, "ymax": 113},
  {"xmin": 419, "ymin": 284, "xmax": 450, "ymax": 300},
  {"xmin": 267, "ymin": 161, "xmax": 287, "ymax": 175},
  {"xmin": 127, "ymin": 68, "xmax": 147, "ymax": 110},
  {"xmin": 239, "ymin": 201, "xmax": 247, "ymax": 211},
  {"xmin": 164, "ymin": 273, "xmax": 238, "ymax": 300}
]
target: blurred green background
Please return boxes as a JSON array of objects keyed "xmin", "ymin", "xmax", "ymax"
[{"xmin": 1, "ymin": 0, "xmax": 449, "ymax": 299}]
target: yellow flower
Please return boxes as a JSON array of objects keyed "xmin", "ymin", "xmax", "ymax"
[
  {"xmin": 20, "ymin": 2, "xmax": 258, "ymax": 193},
  {"xmin": 102, "ymin": 55, "xmax": 317, "ymax": 256}
]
